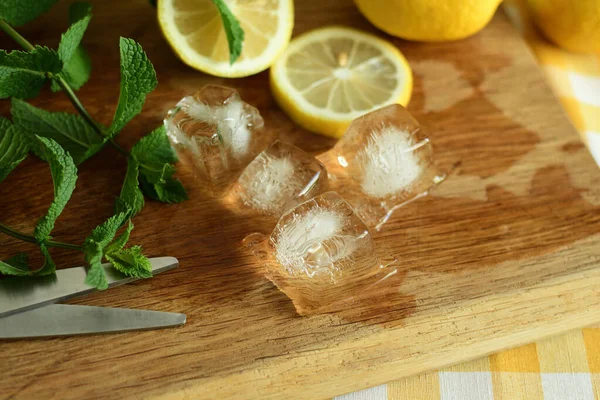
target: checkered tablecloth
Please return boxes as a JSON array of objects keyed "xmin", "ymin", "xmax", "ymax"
[
  {"xmin": 335, "ymin": 1, "xmax": 600, "ymax": 399},
  {"xmin": 335, "ymin": 326, "xmax": 600, "ymax": 400}
]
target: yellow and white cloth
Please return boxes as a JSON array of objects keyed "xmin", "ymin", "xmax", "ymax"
[
  {"xmin": 335, "ymin": 326, "xmax": 600, "ymax": 399},
  {"xmin": 336, "ymin": 1, "xmax": 600, "ymax": 399}
]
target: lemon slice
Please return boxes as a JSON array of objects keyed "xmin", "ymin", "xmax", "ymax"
[
  {"xmin": 270, "ymin": 26, "xmax": 413, "ymax": 138},
  {"xmin": 158, "ymin": 0, "xmax": 294, "ymax": 78}
]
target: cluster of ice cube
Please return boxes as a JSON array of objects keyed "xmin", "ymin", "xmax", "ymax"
[
  {"xmin": 165, "ymin": 86, "xmax": 444, "ymax": 315},
  {"xmin": 165, "ymin": 85, "xmax": 328, "ymax": 211}
]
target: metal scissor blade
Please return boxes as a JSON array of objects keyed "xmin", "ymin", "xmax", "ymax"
[
  {"xmin": 0, "ymin": 257, "xmax": 179, "ymax": 318},
  {"xmin": 0, "ymin": 304, "xmax": 186, "ymax": 339}
]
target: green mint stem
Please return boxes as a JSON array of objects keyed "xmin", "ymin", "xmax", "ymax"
[
  {"xmin": 55, "ymin": 77, "xmax": 130, "ymax": 154},
  {"xmin": 0, "ymin": 19, "xmax": 35, "ymax": 51},
  {"xmin": 53, "ymin": 74, "xmax": 105, "ymax": 137},
  {"xmin": 110, "ymin": 139, "xmax": 128, "ymax": 156},
  {"xmin": 0, "ymin": 222, "xmax": 82, "ymax": 251}
]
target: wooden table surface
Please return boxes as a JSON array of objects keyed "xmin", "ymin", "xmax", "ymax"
[{"xmin": 1, "ymin": 0, "xmax": 600, "ymax": 399}]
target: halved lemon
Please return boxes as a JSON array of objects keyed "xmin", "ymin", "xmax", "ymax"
[
  {"xmin": 270, "ymin": 26, "xmax": 413, "ymax": 138},
  {"xmin": 158, "ymin": 0, "xmax": 294, "ymax": 78}
]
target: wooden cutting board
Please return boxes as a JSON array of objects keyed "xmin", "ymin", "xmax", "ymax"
[{"xmin": 2, "ymin": 0, "xmax": 600, "ymax": 399}]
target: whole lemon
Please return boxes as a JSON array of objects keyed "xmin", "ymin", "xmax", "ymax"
[
  {"xmin": 528, "ymin": 0, "xmax": 600, "ymax": 54},
  {"xmin": 355, "ymin": 0, "xmax": 503, "ymax": 41}
]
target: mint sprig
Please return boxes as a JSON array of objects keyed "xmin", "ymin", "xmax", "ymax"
[
  {"xmin": 84, "ymin": 214, "xmax": 154, "ymax": 287},
  {"xmin": 0, "ymin": 3, "xmax": 187, "ymax": 288}
]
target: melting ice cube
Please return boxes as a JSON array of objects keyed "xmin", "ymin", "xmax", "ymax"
[
  {"xmin": 230, "ymin": 141, "xmax": 328, "ymax": 216},
  {"xmin": 164, "ymin": 85, "xmax": 275, "ymax": 196},
  {"xmin": 322, "ymin": 104, "xmax": 445, "ymax": 230},
  {"xmin": 246, "ymin": 192, "xmax": 391, "ymax": 315}
]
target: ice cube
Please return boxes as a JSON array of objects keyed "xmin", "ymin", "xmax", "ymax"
[
  {"xmin": 246, "ymin": 192, "xmax": 390, "ymax": 315},
  {"xmin": 321, "ymin": 104, "xmax": 445, "ymax": 230},
  {"xmin": 165, "ymin": 85, "xmax": 275, "ymax": 196},
  {"xmin": 228, "ymin": 141, "xmax": 328, "ymax": 216}
]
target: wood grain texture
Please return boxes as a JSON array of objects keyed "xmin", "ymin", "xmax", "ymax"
[{"xmin": 1, "ymin": 0, "xmax": 600, "ymax": 399}]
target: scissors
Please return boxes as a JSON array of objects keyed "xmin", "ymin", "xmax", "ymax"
[{"xmin": 0, "ymin": 256, "xmax": 186, "ymax": 339}]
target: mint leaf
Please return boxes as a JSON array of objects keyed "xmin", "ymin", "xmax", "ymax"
[
  {"xmin": 131, "ymin": 125, "xmax": 177, "ymax": 165},
  {"xmin": 51, "ymin": 2, "xmax": 92, "ymax": 92},
  {"xmin": 105, "ymin": 219, "xmax": 133, "ymax": 255},
  {"xmin": 0, "ymin": 245, "xmax": 55, "ymax": 276},
  {"xmin": 83, "ymin": 211, "xmax": 129, "ymax": 289},
  {"xmin": 56, "ymin": 46, "xmax": 91, "ymax": 91},
  {"xmin": 0, "ymin": 47, "xmax": 62, "ymax": 99},
  {"xmin": 0, "ymin": 253, "xmax": 30, "ymax": 276},
  {"xmin": 11, "ymin": 98, "xmax": 105, "ymax": 165},
  {"xmin": 139, "ymin": 168, "xmax": 188, "ymax": 203},
  {"xmin": 109, "ymin": 38, "xmax": 157, "ymax": 135},
  {"xmin": 84, "ymin": 246, "xmax": 108, "ymax": 290},
  {"xmin": 33, "ymin": 136, "xmax": 77, "ymax": 243},
  {"xmin": 141, "ymin": 162, "xmax": 175, "ymax": 185},
  {"xmin": 132, "ymin": 125, "xmax": 187, "ymax": 203},
  {"xmin": 57, "ymin": 2, "xmax": 91, "ymax": 65},
  {"xmin": 0, "ymin": 0, "xmax": 59, "ymax": 26},
  {"xmin": 106, "ymin": 246, "xmax": 152, "ymax": 279},
  {"xmin": 86, "ymin": 212, "xmax": 129, "ymax": 250},
  {"xmin": 211, "ymin": 0, "xmax": 244, "ymax": 64},
  {"xmin": 116, "ymin": 159, "xmax": 144, "ymax": 217},
  {"xmin": 0, "ymin": 117, "xmax": 28, "ymax": 183},
  {"xmin": 101, "ymin": 219, "xmax": 152, "ymax": 279}
]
